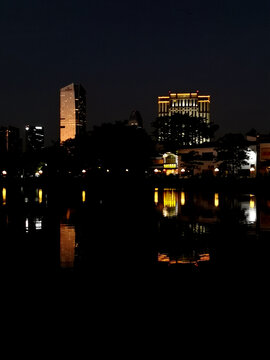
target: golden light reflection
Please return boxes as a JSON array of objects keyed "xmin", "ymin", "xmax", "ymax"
[
  {"xmin": 214, "ymin": 193, "xmax": 219, "ymax": 207},
  {"xmin": 38, "ymin": 189, "xmax": 42, "ymax": 204},
  {"xmin": 163, "ymin": 189, "xmax": 176, "ymax": 208},
  {"xmin": 250, "ymin": 194, "xmax": 255, "ymax": 209},
  {"xmin": 82, "ymin": 190, "xmax": 86, "ymax": 203},
  {"xmin": 60, "ymin": 224, "xmax": 75, "ymax": 269},
  {"xmin": 158, "ymin": 252, "xmax": 210, "ymax": 264},
  {"xmin": 154, "ymin": 188, "xmax": 159, "ymax": 205},
  {"xmin": 180, "ymin": 191, "xmax": 185, "ymax": 206},
  {"xmin": 2, "ymin": 187, "xmax": 6, "ymax": 205}
]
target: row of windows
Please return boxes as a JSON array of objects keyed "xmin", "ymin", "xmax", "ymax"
[{"xmin": 171, "ymin": 99, "xmax": 197, "ymax": 107}]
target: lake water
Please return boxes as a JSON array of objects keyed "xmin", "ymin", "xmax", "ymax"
[{"xmin": 1, "ymin": 181, "xmax": 270, "ymax": 286}]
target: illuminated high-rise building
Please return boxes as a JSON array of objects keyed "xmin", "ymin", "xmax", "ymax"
[
  {"xmin": 60, "ymin": 83, "xmax": 86, "ymax": 143},
  {"xmin": 158, "ymin": 91, "xmax": 210, "ymax": 123}
]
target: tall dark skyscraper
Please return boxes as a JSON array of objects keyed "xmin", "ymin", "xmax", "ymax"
[
  {"xmin": 128, "ymin": 110, "xmax": 143, "ymax": 128},
  {"xmin": 25, "ymin": 125, "xmax": 44, "ymax": 152},
  {"xmin": 60, "ymin": 83, "xmax": 87, "ymax": 143}
]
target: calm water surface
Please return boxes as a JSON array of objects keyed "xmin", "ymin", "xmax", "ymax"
[{"xmin": 1, "ymin": 182, "xmax": 270, "ymax": 283}]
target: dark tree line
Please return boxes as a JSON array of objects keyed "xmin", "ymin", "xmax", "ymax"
[{"xmin": 0, "ymin": 121, "xmax": 155, "ymax": 180}]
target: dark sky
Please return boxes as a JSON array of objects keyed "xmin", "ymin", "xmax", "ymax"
[{"xmin": 1, "ymin": 0, "xmax": 269, "ymax": 145}]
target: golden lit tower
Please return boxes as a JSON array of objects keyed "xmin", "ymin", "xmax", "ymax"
[
  {"xmin": 60, "ymin": 83, "xmax": 86, "ymax": 143},
  {"xmin": 158, "ymin": 91, "xmax": 210, "ymax": 123}
]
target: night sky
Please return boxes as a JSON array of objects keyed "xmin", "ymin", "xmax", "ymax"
[{"xmin": 1, "ymin": 0, "xmax": 269, "ymax": 145}]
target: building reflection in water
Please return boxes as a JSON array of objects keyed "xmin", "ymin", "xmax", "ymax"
[
  {"xmin": 25, "ymin": 217, "xmax": 43, "ymax": 233},
  {"xmin": 180, "ymin": 191, "xmax": 185, "ymax": 206},
  {"xmin": 158, "ymin": 252, "xmax": 210, "ymax": 265},
  {"xmin": 2, "ymin": 187, "xmax": 6, "ymax": 206},
  {"xmin": 162, "ymin": 188, "xmax": 178, "ymax": 217},
  {"xmin": 60, "ymin": 224, "xmax": 76, "ymax": 269},
  {"xmin": 214, "ymin": 193, "xmax": 219, "ymax": 207},
  {"xmin": 38, "ymin": 189, "xmax": 42, "ymax": 204},
  {"xmin": 82, "ymin": 190, "xmax": 86, "ymax": 203},
  {"xmin": 155, "ymin": 188, "xmax": 215, "ymax": 267},
  {"xmin": 240, "ymin": 194, "xmax": 257, "ymax": 224},
  {"xmin": 60, "ymin": 207, "xmax": 76, "ymax": 269}
]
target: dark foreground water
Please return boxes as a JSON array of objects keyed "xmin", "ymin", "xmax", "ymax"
[{"xmin": 1, "ymin": 178, "xmax": 270, "ymax": 292}]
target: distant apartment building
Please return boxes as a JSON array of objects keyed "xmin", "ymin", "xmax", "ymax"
[
  {"xmin": 25, "ymin": 125, "xmax": 44, "ymax": 152},
  {"xmin": 60, "ymin": 83, "xmax": 86, "ymax": 143}
]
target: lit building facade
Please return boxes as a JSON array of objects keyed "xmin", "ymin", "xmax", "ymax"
[
  {"xmin": 60, "ymin": 83, "xmax": 86, "ymax": 143},
  {"xmin": 158, "ymin": 91, "xmax": 210, "ymax": 123},
  {"xmin": 25, "ymin": 125, "xmax": 44, "ymax": 152}
]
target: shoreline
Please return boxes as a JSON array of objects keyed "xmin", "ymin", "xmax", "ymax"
[{"xmin": 1, "ymin": 174, "xmax": 270, "ymax": 195}]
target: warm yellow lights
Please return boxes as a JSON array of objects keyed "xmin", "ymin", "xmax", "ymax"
[
  {"xmin": 38, "ymin": 189, "xmax": 42, "ymax": 204},
  {"xmin": 180, "ymin": 191, "xmax": 185, "ymax": 206},
  {"xmin": 250, "ymin": 194, "xmax": 255, "ymax": 209},
  {"xmin": 214, "ymin": 193, "xmax": 219, "ymax": 207},
  {"xmin": 164, "ymin": 163, "xmax": 177, "ymax": 169},
  {"xmin": 163, "ymin": 189, "xmax": 176, "ymax": 208},
  {"xmin": 158, "ymin": 252, "xmax": 210, "ymax": 264},
  {"xmin": 82, "ymin": 190, "xmax": 86, "ymax": 203},
  {"xmin": 154, "ymin": 188, "xmax": 158, "ymax": 205},
  {"xmin": 2, "ymin": 187, "xmax": 6, "ymax": 205}
]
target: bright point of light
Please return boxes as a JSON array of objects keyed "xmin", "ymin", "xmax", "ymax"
[
  {"xmin": 180, "ymin": 168, "xmax": 185, "ymax": 173},
  {"xmin": 82, "ymin": 169, "xmax": 86, "ymax": 173},
  {"xmin": 214, "ymin": 167, "xmax": 219, "ymax": 172},
  {"xmin": 2, "ymin": 170, "xmax": 7, "ymax": 176}
]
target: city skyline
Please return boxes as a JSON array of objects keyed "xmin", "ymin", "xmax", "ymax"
[{"xmin": 0, "ymin": 0, "xmax": 269, "ymax": 145}]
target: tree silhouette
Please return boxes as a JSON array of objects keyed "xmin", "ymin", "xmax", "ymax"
[
  {"xmin": 152, "ymin": 114, "xmax": 218, "ymax": 152},
  {"xmin": 215, "ymin": 133, "xmax": 249, "ymax": 176}
]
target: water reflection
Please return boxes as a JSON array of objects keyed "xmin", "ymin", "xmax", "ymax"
[
  {"xmin": 25, "ymin": 217, "xmax": 43, "ymax": 233},
  {"xmin": 60, "ymin": 224, "xmax": 76, "ymax": 269},
  {"xmin": 82, "ymin": 190, "xmax": 86, "ymax": 203},
  {"xmin": 214, "ymin": 193, "xmax": 219, "ymax": 207},
  {"xmin": 2, "ymin": 187, "xmax": 6, "ymax": 205},
  {"xmin": 154, "ymin": 188, "xmax": 263, "ymax": 269},
  {"xmin": 2, "ymin": 183, "xmax": 270, "ymax": 276}
]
